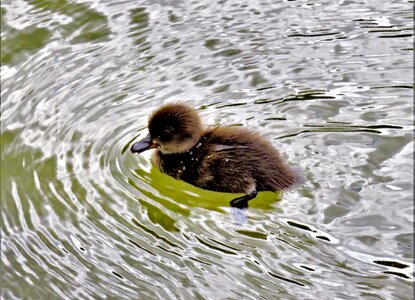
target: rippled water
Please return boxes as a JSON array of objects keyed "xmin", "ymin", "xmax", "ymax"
[{"xmin": 1, "ymin": 0, "xmax": 413, "ymax": 299}]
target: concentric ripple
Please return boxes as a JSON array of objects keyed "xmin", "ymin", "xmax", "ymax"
[{"xmin": 1, "ymin": 0, "xmax": 413, "ymax": 299}]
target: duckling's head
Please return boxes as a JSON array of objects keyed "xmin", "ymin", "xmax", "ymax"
[{"xmin": 131, "ymin": 103, "xmax": 203, "ymax": 154}]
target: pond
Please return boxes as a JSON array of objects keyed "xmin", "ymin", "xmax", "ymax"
[{"xmin": 1, "ymin": 0, "xmax": 413, "ymax": 299}]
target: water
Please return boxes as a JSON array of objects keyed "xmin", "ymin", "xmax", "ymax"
[{"xmin": 1, "ymin": 0, "xmax": 413, "ymax": 299}]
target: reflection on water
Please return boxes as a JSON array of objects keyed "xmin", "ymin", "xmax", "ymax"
[{"xmin": 1, "ymin": 0, "xmax": 413, "ymax": 299}]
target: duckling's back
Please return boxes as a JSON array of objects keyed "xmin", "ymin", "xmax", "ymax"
[{"xmin": 193, "ymin": 127, "xmax": 299, "ymax": 194}]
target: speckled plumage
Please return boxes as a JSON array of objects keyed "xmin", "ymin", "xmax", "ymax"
[{"xmin": 131, "ymin": 103, "xmax": 301, "ymax": 208}]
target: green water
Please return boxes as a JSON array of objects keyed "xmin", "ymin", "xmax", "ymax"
[{"xmin": 1, "ymin": 0, "xmax": 413, "ymax": 299}]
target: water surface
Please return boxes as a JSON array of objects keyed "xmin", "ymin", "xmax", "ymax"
[{"xmin": 1, "ymin": 0, "xmax": 413, "ymax": 299}]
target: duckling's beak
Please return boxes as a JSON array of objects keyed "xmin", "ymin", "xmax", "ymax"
[{"xmin": 130, "ymin": 133, "xmax": 153, "ymax": 154}]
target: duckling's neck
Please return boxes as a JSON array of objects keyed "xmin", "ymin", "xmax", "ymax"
[{"xmin": 152, "ymin": 135, "xmax": 209, "ymax": 182}]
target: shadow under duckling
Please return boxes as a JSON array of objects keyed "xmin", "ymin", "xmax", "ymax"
[{"xmin": 131, "ymin": 103, "xmax": 301, "ymax": 209}]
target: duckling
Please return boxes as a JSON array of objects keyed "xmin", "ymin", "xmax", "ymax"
[{"xmin": 131, "ymin": 103, "xmax": 301, "ymax": 209}]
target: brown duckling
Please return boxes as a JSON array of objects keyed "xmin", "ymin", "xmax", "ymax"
[{"xmin": 131, "ymin": 103, "xmax": 301, "ymax": 208}]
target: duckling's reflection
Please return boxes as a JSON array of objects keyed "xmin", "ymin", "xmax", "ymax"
[{"xmin": 131, "ymin": 163, "xmax": 282, "ymax": 226}]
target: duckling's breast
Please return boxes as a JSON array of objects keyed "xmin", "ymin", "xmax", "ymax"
[{"xmin": 152, "ymin": 142, "xmax": 208, "ymax": 183}]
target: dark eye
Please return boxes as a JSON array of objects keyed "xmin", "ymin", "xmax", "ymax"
[
  {"xmin": 158, "ymin": 128, "xmax": 174, "ymax": 142},
  {"xmin": 160, "ymin": 126, "xmax": 174, "ymax": 138}
]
